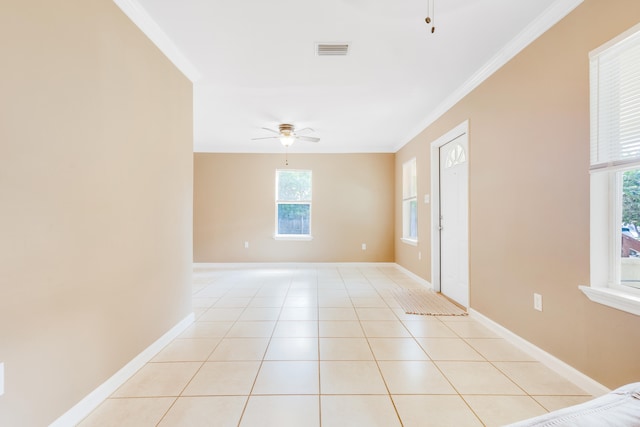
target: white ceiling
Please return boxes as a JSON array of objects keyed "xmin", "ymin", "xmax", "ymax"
[{"xmin": 118, "ymin": 0, "xmax": 581, "ymax": 153}]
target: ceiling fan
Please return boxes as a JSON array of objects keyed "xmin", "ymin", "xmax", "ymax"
[{"xmin": 252, "ymin": 123, "xmax": 320, "ymax": 147}]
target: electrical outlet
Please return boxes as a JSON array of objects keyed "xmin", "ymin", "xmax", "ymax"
[
  {"xmin": 534, "ymin": 293, "xmax": 543, "ymax": 311},
  {"xmin": 418, "ymin": 251, "xmax": 422, "ymax": 260},
  {"xmin": 361, "ymin": 243, "xmax": 367, "ymax": 251},
  {"xmin": 0, "ymin": 362, "xmax": 4, "ymax": 396},
  {"xmin": 244, "ymin": 241, "xmax": 249, "ymax": 249}
]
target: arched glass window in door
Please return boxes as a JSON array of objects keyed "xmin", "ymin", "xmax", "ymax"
[{"xmin": 446, "ymin": 143, "xmax": 466, "ymax": 168}]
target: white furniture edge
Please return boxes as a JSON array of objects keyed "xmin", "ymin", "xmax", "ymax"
[
  {"xmin": 470, "ymin": 308, "xmax": 611, "ymax": 397},
  {"xmin": 49, "ymin": 313, "xmax": 195, "ymax": 427}
]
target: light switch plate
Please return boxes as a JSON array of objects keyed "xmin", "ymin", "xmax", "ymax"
[{"xmin": 534, "ymin": 293, "xmax": 543, "ymax": 311}]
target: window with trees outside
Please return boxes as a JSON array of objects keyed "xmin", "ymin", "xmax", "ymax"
[
  {"xmin": 275, "ymin": 169, "xmax": 312, "ymax": 239},
  {"xmin": 402, "ymin": 158, "xmax": 418, "ymax": 244},
  {"xmin": 582, "ymin": 23, "xmax": 640, "ymax": 316}
]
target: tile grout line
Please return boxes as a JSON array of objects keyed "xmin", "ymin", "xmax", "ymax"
[
  {"xmin": 360, "ymin": 266, "xmax": 405, "ymax": 427},
  {"xmin": 164, "ymin": 269, "xmax": 270, "ymax": 427},
  {"xmin": 426, "ymin": 319, "xmax": 490, "ymax": 426},
  {"xmin": 84, "ymin": 265, "xmax": 582, "ymax": 426},
  {"xmin": 155, "ymin": 270, "xmax": 237, "ymax": 427},
  {"xmin": 183, "ymin": 269, "xmax": 252, "ymax": 388},
  {"xmin": 235, "ymin": 268, "xmax": 295, "ymax": 427},
  {"xmin": 153, "ymin": 271, "xmax": 235, "ymax": 427},
  {"xmin": 379, "ymin": 270, "xmax": 488, "ymax": 427},
  {"xmin": 316, "ymin": 268, "xmax": 322, "ymax": 427}
]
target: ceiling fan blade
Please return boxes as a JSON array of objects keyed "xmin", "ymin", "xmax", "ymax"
[
  {"xmin": 251, "ymin": 136, "xmax": 279, "ymax": 140},
  {"xmin": 297, "ymin": 136, "xmax": 320, "ymax": 143},
  {"xmin": 261, "ymin": 127, "xmax": 280, "ymax": 135},
  {"xmin": 295, "ymin": 127, "xmax": 315, "ymax": 134}
]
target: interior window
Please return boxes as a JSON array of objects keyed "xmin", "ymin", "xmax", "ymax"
[
  {"xmin": 275, "ymin": 169, "xmax": 312, "ymax": 237},
  {"xmin": 402, "ymin": 158, "xmax": 418, "ymax": 242},
  {"xmin": 582, "ymin": 23, "xmax": 640, "ymax": 316}
]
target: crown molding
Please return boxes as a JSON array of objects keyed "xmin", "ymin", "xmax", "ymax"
[
  {"xmin": 395, "ymin": 0, "xmax": 584, "ymax": 152},
  {"xmin": 112, "ymin": 0, "xmax": 202, "ymax": 83}
]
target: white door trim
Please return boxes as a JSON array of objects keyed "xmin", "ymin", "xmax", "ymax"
[{"xmin": 430, "ymin": 120, "xmax": 469, "ymax": 295}]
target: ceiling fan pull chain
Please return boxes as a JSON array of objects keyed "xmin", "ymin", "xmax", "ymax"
[
  {"xmin": 425, "ymin": 0, "xmax": 435, "ymax": 34},
  {"xmin": 432, "ymin": 0, "xmax": 435, "ymax": 33}
]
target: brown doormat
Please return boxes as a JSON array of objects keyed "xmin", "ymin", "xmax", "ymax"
[{"xmin": 392, "ymin": 289, "xmax": 468, "ymax": 316}]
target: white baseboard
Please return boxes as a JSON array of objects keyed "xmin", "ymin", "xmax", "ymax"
[
  {"xmin": 392, "ymin": 264, "xmax": 433, "ymax": 290},
  {"xmin": 469, "ymin": 309, "xmax": 610, "ymax": 397},
  {"xmin": 49, "ymin": 313, "xmax": 195, "ymax": 427},
  {"xmin": 194, "ymin": 262, "xmax": 398, "ymax": 269}
]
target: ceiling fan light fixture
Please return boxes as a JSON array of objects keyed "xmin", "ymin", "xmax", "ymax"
[
  {"xmin": 280, "ymin": 134, "xmax": 296, "ymax": 147},
  {"xmin": 252, "ymin": 123, "xmax": 319, "ymax": 148}
]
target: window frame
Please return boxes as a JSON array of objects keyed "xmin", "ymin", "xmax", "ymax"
[
  {"xmin": 274, "ymin": 169, "xmax": 313, "ymax": 241},
  {"xmin": 581, "ymin": 23, "xmax": 640, "ymax": 316},
  {"xmin": 401, "ymin": 157, "xmax": 418, "ymax": 245}
]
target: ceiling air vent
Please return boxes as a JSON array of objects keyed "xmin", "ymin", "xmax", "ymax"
[{"xmin": 316, "ymin": 43, "xmax": 349, "ymax": 56}]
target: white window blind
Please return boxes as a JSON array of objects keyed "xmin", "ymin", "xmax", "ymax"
[
  {"xmin": 403, "ymin": 158, "xmax": 417, "ymax": 200},
  {"xmin": 402, "ymin": 158, "xmax": 417, "ymax": 240},
  {"xmin": 590, "ymin": 23, "xmax": 640, "ymax": 171}
]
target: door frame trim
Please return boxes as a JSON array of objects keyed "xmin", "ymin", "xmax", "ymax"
[{"xmin": 430, "ymin": 120, "xmax": 469, "ymax": 295}]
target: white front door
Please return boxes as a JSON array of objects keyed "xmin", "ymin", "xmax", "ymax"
[{"xmin": 439, "ymin": 134, "xmax": 469, "ymax": 307}]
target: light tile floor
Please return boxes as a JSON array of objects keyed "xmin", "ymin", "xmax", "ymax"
[{"xmin": 79, "ymin": 265, "xmax": 594, "ymax": 427}]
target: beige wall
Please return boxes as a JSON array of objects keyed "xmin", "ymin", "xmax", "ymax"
[
  {"xmin": 194, "ymin": 153, "xmax": 394, "ymax": 263},
  {"xmin": 0, "ymin": 1, "xmax": 193, "ymax": 425},
  {"xmin": 396, "ymin": 0, "xmax": 640, "ymax": 388}
]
